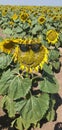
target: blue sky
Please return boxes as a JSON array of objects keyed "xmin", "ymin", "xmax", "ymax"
[{"xmin": 0, "ymin": 0, "xmax": 62, "ymax": 6}]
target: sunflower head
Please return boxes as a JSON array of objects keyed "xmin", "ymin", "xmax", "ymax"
[
  {"xmin": 2, "ymin": 10, "xmax": 7, "ymax": 16},
  {"xmin": 11, "ymin": 13, "xmax": 18, "ymax": 21},
  {"xmin": 52, "ymin": 15, "xmax": 60, "ymax": 21},
  {"xmin": 27, "ymin": 19, "xmax": 32, "ymax": 26},
  {"xmin": 38, "ymin": 16, "xmax": 45, "ymax": 25},
  {"xmin": 20, "ymin": 12, "xmax": 29, "ymax": 22},
  {"xmin": 9, "ymin": 21, "xmax": 14, "ymax": 26},
  {"xmin": 13, "ymin": 38, "xmax": 49, "ymax": 73},
  {"xmin": 0, "ymin": 39, "xmax": 15, "ymax": 54},
  {"xmin": 46, "ymin": 30, "xmax": 59, "ymax": 44},
  {"xmin": 0, "ymin": 37, "xmax": 49, "ymax": 73}
]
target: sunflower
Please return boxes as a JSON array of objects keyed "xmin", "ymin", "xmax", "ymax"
[
  {"xmin": 19, "ymin": 12, "xmax": 29, "ymax": 22},
  {"xmin": 14, "ymin": 43, "xmax": 49, "ymax": 73},
  {"xmin": 46, "ymin": 30, "xmax": 59, "ymax": 44},
  {"xmin": 27, "ymin": 19, "xmax": 32, "ymax": 26},
  {"xmin": 52, "ymin": 15, "xmax": 60, "ymax": 21},
  {"xmin": 0, "ymin": 39, "xmax": 15, "ymax": 54},
  {"xmin": 2, "ymin": 10, "xmax": 7, "ymax": 16},
  {"xmin": 11, "ymin": 13, "xmax": 18, "ymax": 21},
  {"xmin": 38, "ymin": 16, "xmax": 46, "ymax": 25},
  {"xmin": 9, "ymin": 21, "xmax": 14, "ymax": 26}
]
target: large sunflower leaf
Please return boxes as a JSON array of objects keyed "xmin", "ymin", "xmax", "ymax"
[
  {"xmin": 39, "ymin": 77, "xmax": 59, "ymax": 93},
  {"xmin": 3, "ymin": 96, "xmax": 16, "ymax": 118},
  {"xmin": 0, "ymin": 79, "xmax": 11, "ymax": 95},
  {"xmin": 0, "ymin": 69, "xmax": 19, "ymax": 95},
  {"xmin": 15, "ymin": 99, "xmax": 27, "ymax": 113},
  {"xmin": 21, "ymin": 94, "xmax": 49, "ymax": 129},
  {"xmin": 0, "ymin": 53, "xmax": 12, "ymax": 69},
  {"xmin": 8, "ymin": 77, "xmax": 31, "ymax": 100},
  {"xmin": 0, "ymin": 69, "xmax": 12, "ymax": 95}
]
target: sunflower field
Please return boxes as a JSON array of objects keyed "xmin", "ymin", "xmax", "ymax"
[{"xmin": 0, "ymin": 5, "xmax": 62, "ymax": 130}]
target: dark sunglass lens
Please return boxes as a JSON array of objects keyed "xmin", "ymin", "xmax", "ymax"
[
  {"xmin": 20, "ymin": 44, "xmax": 29, "ymax": 52},
  {"xmin": 31, "ymin": 44, "xmax": 41, "ymax": 52}
]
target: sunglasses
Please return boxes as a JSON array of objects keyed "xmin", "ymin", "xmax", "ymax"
[{"xmin": 19, "ymin": 44, "xmax": 41, "ymax": 52}]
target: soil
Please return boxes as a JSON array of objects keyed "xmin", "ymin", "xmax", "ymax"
[{"xmin": 0, "ymin": 49, "xmax": 62, "ymax": 130}]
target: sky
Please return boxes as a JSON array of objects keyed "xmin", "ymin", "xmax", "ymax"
[{"xmin": 0, "ymin": 0, "xmax": 62, "ymax": 6}]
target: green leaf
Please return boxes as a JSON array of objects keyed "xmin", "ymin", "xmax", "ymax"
[
  {"xmin": 53, "ymin": 61, "xmax": 61, "ymax": 70},
  {"xmin": 53, "ymin": 22, "xmax": 59, "ymax": 27},
  {"xmin": 49, "ymin": 49, "xmax": 60, "ymax": 61},
  {"xmin": 43, "ymin": 63, "xmax": 53, "ymax": 76},
  {"xmin": 3, "ymin": 96, "xmax": 16, "ymax": 118},
  {"xmin": 22, "ymin": 22, "xmax": 29, "ymax": 30},
  {"xmin": 55, "ymin": 42, "xmax": 60, "ymax": 48},
  {"xmin": 8, "ymin": 77, "xmax": 31, "ymax": 100},
  {"xmin": 0, "ymin": 37, "xmax": 3, "ymax": 41},
  {"xmin": 0, "ymin": 20, "xmax": 3, "ymax": 24},
  {"xmin": 0, "ymin": 69, "xmax": 12, "ymax": 95},
  {"xmin": 14, "ymin": 19, "xmax": 19, "ymax": 23},
  {"xmin": 15, "ymin": 26, "xmax": 23, "ymax": 33},
  {"xmin": 59, "ymin": 33, "xmax": 62, "ymax": 42},
  {"xmin": 15, "ymin": 99, "xmax": 27, "ymax": 112},
  {"xmin": 32, "ymin": 27, "xmax": 37, "ymax": 35},
  {"xmin": 32, "ymin": 25, "xmax": 41, "ymax": 35},
  {"xmin": 45, "ymin": 23, "xmax": 52, "ymax": 29},
  {"xmin": 39, "ymin": 77, "xmax": 59, "ymax": 93},
  {"xmin": 0, "ymin": 69, "xmax": 19, "ymax": 95},
  {"xmin": 20, "ymin": 32, "xmax": 26, "ymax": 37},
  {"xmin": 41, "ymin": 40, "xmax": 49, "ymax": 48},
  {"xmin": 14, "ymin": 117, "xmax": 24, "ymax": 130},
  {"xmin": 2, "ymin": 28, "xmax": 13, "ymax": 35},
  {"xmin": 21, "ymin": 94, "xmax": 49, "ymax": 129},
  {"xmin": 0, "ymin": 96, "xmax": 6, "ymax": 108},
  {"xmin": 0, "ymin": 79, "xmax": 11, "ymax": 95},
  {"xmin": 47, "ymin": 109, "xmax": 55, "ymax": 121},
  {"xmin": 31, "ymin": 19, "xmax": 37, "ymax": 26},
  {"xmin": 0, "ymin": 53, "xmax": 12, "ymax": 69},
  {"xmin": 46, "ymin": 99, "xmax": 55, "ymax": 121}
]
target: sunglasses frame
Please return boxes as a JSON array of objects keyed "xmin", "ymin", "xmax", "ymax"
[{"xmin": 19, "ymin": 43, "xmax": 41, "ymax": 52}]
